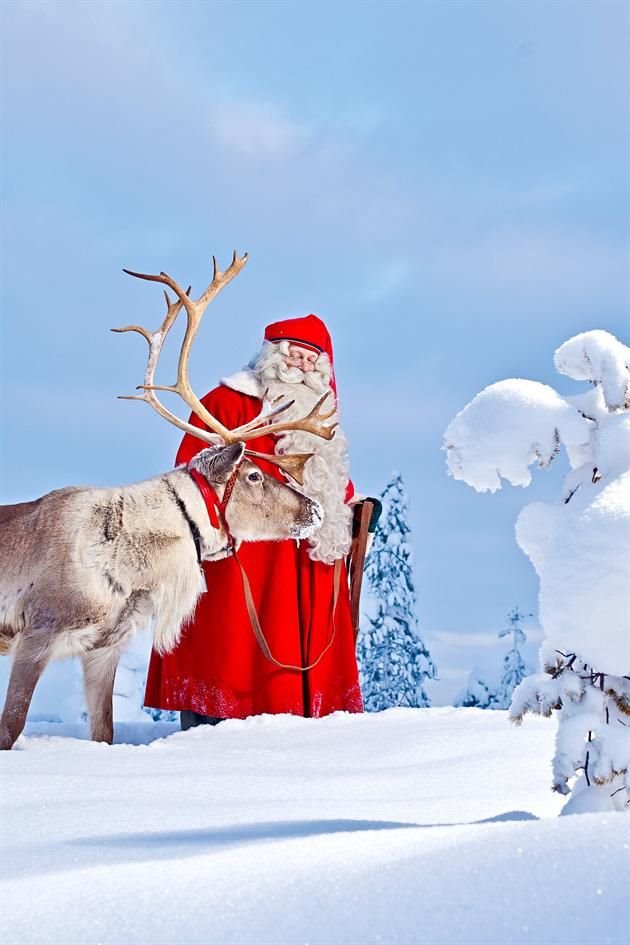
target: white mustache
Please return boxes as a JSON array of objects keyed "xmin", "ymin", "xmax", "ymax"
[{"xmin": 261, "ymin": 362, "xmax": 330, "ymax": 393}]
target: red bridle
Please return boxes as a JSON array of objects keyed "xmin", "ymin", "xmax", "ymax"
[
  {"xmin": 186, "ymin": 461, "xmax": 340, "ymax": 673},
  {"xmin": 188, "ymin": 464, "xmax": 240, "ymax": 545}
]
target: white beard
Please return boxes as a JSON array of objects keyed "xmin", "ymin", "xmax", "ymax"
[{"xmin": 259, "ymin": 367, "xmax": 352, "ymax": 564}]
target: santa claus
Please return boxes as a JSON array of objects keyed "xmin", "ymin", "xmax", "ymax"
[{"xmin": 144, "ymin": 314, "xmax": 364, "ymax": 726}]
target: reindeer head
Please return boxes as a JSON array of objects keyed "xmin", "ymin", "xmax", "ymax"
[{"xmin": 189, "ymin": 442, "xmax": 323, "ymax": 543}]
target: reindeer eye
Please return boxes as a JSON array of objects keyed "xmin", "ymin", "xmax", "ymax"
[{"xmin": 247, "ymin": 471, "xmax": 263, "ymax": 483}]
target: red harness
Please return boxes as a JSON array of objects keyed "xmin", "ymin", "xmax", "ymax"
[
  {"xmin": 188, "ymin": 465, "xmax": 238, "ymax": 543},
  {"xmin": 186, "ymin": 463, "xmax": 340, "ymax": 673}
]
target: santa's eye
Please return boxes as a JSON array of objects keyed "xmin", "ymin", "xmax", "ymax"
[{"xmin": 247, "ymin": 471, "xmax": 263, "ymax": 483}]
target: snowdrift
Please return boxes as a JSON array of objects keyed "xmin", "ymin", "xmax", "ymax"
[{"xmin": 1, "ymin": 709, "xmax": 627, "ymax": 945}]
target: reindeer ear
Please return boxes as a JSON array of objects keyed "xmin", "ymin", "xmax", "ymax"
[{"xmin": 189, "ymin": 442, "xmax": 245, "ymax": 483}]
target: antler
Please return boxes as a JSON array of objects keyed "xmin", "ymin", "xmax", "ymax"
[
  {"xmin": 245, "ymin": 450, "xmax": 316, "ymax": 484},
  {"xmin": 112, "ymin": 285, "xmax": 226, "ymax": 448},
  {"xmin": 121, "ymin": 252, "xmax": 249, "ymax": 443},
  {"xmin": 113, "ymin": 252, "xmax": 336, "ymax": 485},
  {"xmin": 230, "ymin": 391, "xmax": 338, "ymax": 443}
]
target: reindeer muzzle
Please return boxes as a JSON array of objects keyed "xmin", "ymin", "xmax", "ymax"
[{"xmin": 290, "ymin": 497, "xmax": 324, "ymax": 539}]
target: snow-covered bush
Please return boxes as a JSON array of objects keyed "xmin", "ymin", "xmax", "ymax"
[
  {"xmin": 455, "ymin": 667, "xmax": 496, "ymax": 708},
  {"xmin": 444, "ymin": 330, "xmax": 630, "ymax": 813},
  {"xmin": 357, "ymin": 474, "xmax": 437, "ymax": 710},
  {"xmin": 455, "ymin": 607, "xmax": 532, "ymax": 710}
]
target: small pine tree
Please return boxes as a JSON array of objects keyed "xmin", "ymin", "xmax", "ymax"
[
  {"xmin": 357, "ymin": 473, "xmax": 437, "ymax": 711},
  {"xmin": 455, "ymin": 667, "xmax": 496, "ymax": 708},
  {"xmin": 493, "ymin": 606, "xmax": 532, "ymax": 709}
]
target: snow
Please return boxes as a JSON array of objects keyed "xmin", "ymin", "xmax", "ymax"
[
  {"xmin": 512, "ymin": 376, "xmax": 630, "ymax": 676},
  {"xmin": 2, "ymin": 709, "xmax": 628, "ymax": 945},
  {"xmin": 554, "ymin": 329, "xmax": 630, "ymax": 411},
  {"xmin": 443, "ymin": 378, "xmax": 592, "ymax": 493},
  {"xmin": 443, "ymin": 329, "xmax": 630, "ymax": 811},
  {"xmin": 516, "ymin": 468, "xmax": 630, "ymax": 673}
]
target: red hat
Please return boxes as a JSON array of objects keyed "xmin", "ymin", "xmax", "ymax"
[{"xmin": 264, "ymin": 314, "xmax": 334, "ymax": 364}]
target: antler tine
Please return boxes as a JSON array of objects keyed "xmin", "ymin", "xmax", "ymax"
[
  {"xmin": 122, "ymin": 268, "xmax": 194, "ymax": 316},
  {"xmin": 111, "ymin": 324, "xmax": 152, "ymax": 344},
  {"xmin": 245, "ymin": 450, "xmax": 315, "ymax": 486},
  {"xmin": 198, "ymin": 251, "xmax": 248, "ymax": 308},
  {"xmin": 233, "ymin": 392, "xmax": 338, "ymax": 444},
  {"xmin": 227, "ymin": 397, "xmax": 295, "ymax": 440}
]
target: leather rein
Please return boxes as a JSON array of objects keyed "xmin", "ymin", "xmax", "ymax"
[{"xmin": 188, "ymin": 465, "xmax": 340, "ymax": 673}]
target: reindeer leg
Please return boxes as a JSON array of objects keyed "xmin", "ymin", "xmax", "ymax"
[
  {"xmin": 82, "ymin": 590, "xmax": 154, "ymax": 744},
  {"xmin": 81, "ymin": 647, "xmax": 121, "ymax": 745},
  {"xmin": 0, "ymin": 634, "xmax": 52, "ymax": 750}
]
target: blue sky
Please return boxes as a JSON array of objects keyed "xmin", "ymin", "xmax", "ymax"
[{"xmin": 1, "ymin": 0, "xmax": 628, "ymax": 702}]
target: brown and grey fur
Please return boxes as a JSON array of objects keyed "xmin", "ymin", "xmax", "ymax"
[{"xmin": 0, "ymin": 442, "xmax": 322, "ymax": 749}]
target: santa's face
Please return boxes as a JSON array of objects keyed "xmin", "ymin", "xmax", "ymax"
[
  {"xmin": 285, "ymin": 344, "xmax": 318, "ymax": 373},
  {"xmin": 247, "ymin": 338, "xmax": 350, "ymax": 563},
  {"xmin": 252, "ymin": 341, "xmax": 331, "ymax": 394}
]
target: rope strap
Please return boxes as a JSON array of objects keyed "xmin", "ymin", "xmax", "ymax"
[
  {"xmin": 189, "ymin": 465, "xmax": 341, "ymax": 672},
  {"xmin": 233, "ymin": 549, "xmax": 342, "ymax": 672}
]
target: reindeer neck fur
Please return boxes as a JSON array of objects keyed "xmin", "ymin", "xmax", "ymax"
[
  {"xmin": 84, "ymin": 467, "xmax": 230, "ymax": 572},
  {"xmin": 84, "ymin": 467, "xmax": 230, "ymax": 655},
  {"xmin": 146, "ymin": 467, "xmax": 231, "ymax": 652},
  {"xmin": 162, "ymin": 467, "xmax": 231, "ymax": 560},
  {"xmin": 0, "ymin": 468, "xmax": 231, "ymax": 661}
]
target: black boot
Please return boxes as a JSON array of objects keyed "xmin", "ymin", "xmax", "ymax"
[{"xmin": 180, "ymin": 710, "xmax": 225, "ymax": 731}]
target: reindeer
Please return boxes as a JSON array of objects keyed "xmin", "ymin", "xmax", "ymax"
[{"xmin": 0, "ymin": 252, "xmax": 336, "ymax": 749}]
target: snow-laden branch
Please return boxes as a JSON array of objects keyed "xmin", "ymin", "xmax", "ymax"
[
  {"xmin": 443, "ymin": 379, "xmax": 593, "ymax": 493},
  {"xmin": 554, "ymin": 329, "xmax": 630, "ymax": 412}
]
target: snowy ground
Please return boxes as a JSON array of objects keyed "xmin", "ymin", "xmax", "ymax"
[{"xmin": 1, "ymin": 708, "xmax": 628, "ymax": 945}]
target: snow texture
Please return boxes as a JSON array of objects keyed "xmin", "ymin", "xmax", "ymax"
[
  {"xmin": 444, "ymin": 330, "xmax": 630, "ymax": 812},
  {"xmin": 554, "ymin": 329, "xmax": 630, "ymax": 411},
  {"xmin": 2, "ymin": 709, "xmax": 629, "ymax": 945},
  {"xmin": 112, "ymin": 628, "xmax": 155, "ymax": 722},
  {"xmin": 443, "ymin": 378, "xmax": 592, "ymax": 494}
]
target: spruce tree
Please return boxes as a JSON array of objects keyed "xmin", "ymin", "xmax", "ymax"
[
  {"xmin": 493, "ymin": 606, "xmax": 531, "ymax": 709},
  {"xmin": 357, "ymin": 473, "xmax": 437, "ymax": 711}
]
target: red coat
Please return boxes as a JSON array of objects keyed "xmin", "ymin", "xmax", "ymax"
[{"xmin": 144, "ymin": 383, "xmax": 363, "ymax": 719}]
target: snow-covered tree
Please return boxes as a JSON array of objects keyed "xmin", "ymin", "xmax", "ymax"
[
  {"xmin": 113, "ymin": 629, "xmax": 154, "ymax": 723},
  {"xmin": 493, "ymin": 606, "xmax": 532, "ymax": 710},
  {"xmin": 455, "ymin": 667, "xmax": 496, "ymax": 708},
  {"xmin": 444, "ymin": 330, "xmax": 630, "ymax": 813},
  {"xmin": 357, "ymin": 473, "xmax": 437, "ymax": 711},
  {"xmin": 455, "ymin": 607, "xmax": 532, "ymax": 710}
]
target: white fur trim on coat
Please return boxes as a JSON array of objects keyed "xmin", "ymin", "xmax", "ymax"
[{"xmin": 219, "ymin": 370, "xmax": 263, "ymax": 399}]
